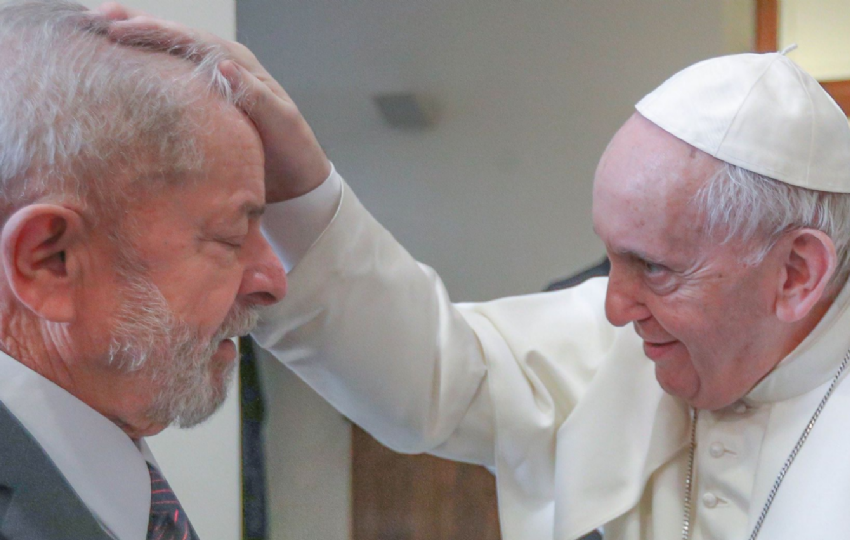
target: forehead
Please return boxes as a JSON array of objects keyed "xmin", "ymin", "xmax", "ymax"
[
  {"xmin": 188, "ymin": 104, "xmax": 265, "ymax": 214},
  {"xmin": 196, "ymin": 103, "xmax": 264, "ymax": 181},
  {"xmin": 125, "ymin": 103, "xmax": 265, "ymax": 233},
  {"xmin": 592, "ymin": 114, "xmax": 721, "ymax": 257}
]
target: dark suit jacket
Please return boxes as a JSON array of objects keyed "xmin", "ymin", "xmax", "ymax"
[{"xmin": 0, "ymin": 400, "xmax": 114, "ymax": 540}]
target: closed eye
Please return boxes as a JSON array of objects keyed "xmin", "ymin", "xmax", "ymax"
[{"xmin": 218, "ymin": 238, "xmax": 244, "ymax": 249}]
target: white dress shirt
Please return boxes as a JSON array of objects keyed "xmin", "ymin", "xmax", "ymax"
[{"xmin": 0, "ymin": 352, "xmax": 154, "ymax": 540}]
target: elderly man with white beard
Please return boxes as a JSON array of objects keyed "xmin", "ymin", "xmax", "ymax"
[
  {"xmin": 26, "ymin": 2, "xmax": 850, "ymax": 540},
  {"xmin": 0, "ymin": 2, "xmax": 316, "ymax": 539}
]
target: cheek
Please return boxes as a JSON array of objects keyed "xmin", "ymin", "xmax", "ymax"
[
  {"xmin": 192, "ymin": 282, "xmax": 242, "ymax": 321},
  {"xmin": 156, "ymin": 268, "xmax": 243, "ymax": 324},
  {"xmin": 660, "ymin": 305, "xmax": 733, "ymax": 373},
  {"xmin": 660, "ymin": 299, "xmax": 764, "ymax": 404},
  {"xmin": 643, "ymin": 301, "xmax": 720, "ymax": 386},
  {"xmin": 649, "ymin": 281, "xmax": 748, "ymax": 347},
  {"xmin": 642, "ymin": 296, "xmax": 699, "ymax": 341}
]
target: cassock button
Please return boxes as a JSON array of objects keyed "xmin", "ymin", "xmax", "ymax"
[
  {"xmin": 709, "ymin": 442, "xmax": 725, "ymax": 458},
  {"xmin": 702, "ymin": 492, "xmax": 719, "ymax": 508}
]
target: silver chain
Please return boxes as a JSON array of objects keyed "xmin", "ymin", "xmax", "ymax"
[
  {"xmin": 681, "ymin": 347, "xmax": 850, "ymax": 540},
  {"xmin": 681, "ymin": 408, "xmax": 699, "ymax": 540}
]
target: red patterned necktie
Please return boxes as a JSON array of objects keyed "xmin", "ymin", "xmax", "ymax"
[{"xmin": 146, "ymin": 463, "xmax": 201, "ymax": 540}]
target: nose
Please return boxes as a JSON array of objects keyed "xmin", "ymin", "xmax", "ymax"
[
  {"xmin": 239, "ymin": 230, "xmax": 287, "ymax": 307},
  {"xmin": 604, "ymin": 262, "xmax": 650, "ymax": 327}
]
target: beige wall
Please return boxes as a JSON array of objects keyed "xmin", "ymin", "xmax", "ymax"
[
  {"xmin": 780, "ymin": 0, "xmax": 850, "ymax": 80},
  {"xmin": 724, "ymin": 0, "xmax": 756, "ymax": 53},
  {"xmin": 80, "ymin": 0, "xmax": 234, "ymax": 38},
  {"xmin": 258, "ymin": 349, "xmax": 352, "ymax": 540}
]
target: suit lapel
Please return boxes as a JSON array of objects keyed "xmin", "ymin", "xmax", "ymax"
[{"xmin": 0, "ymin": 400, "xmax": 114, "ymax": 540}]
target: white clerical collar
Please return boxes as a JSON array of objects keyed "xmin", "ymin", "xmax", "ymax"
[
  {"xmin": 746, "ymin": 279, "xmax": 850, "ymax": 405},
  {"xmin": 0, "ymin": 351, "xmax": 151, "ymax": 540}
]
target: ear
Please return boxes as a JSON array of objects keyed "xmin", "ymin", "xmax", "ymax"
[
  {"xmin": 774, "ymin": 228, "xmax": 837, "ymax": 323},
  {"xmin": 0, "ymin": 204, "xmax": 87, "ymax": 322}
]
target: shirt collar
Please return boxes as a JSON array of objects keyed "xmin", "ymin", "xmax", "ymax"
[
  {"xmin": 746, "ymin": 279, "xmax": 850, "ymax": 405},
  {"xmin": 0, "ymin": 351, "xmax": 151, "ymax": 540}
]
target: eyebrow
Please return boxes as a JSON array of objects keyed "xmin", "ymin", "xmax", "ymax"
[
  {"xmin": 610, "ymin": 246, "xmax": 666, "ymax": 266},
  {"xmin": 616, "ymin": 247, "xmax": 651, "ymax": 260},
  {"xmin": 593, "ymin": 222, "xmax": 669, "ymax": 265}
]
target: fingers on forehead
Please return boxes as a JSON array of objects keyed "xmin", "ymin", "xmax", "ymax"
[
  {"xmin": 107, "ymin": 20, "xmax": 228, "ymax": 61},
  {"xmin": 95, "ymin": 2, "xmax": 147, "ymax": 21}
]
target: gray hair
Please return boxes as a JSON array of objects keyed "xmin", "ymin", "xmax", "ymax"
[
  {"xmin": 694, "ymin": 162, "xmax": 850, "ymax": 293},
  {"xmin": 0, "ymin": 0, "xmax": 243, "ymax": 224}
]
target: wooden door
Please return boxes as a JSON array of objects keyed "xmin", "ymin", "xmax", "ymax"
[{"xmin": 352, "ymin": 426, "xmax": 501, "ymax": 540}]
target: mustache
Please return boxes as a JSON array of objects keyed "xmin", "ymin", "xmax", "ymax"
[{"xmin": 212, "ymin": 302, "xmax": 260, "ymax": 343}]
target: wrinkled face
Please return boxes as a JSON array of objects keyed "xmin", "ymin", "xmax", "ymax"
[
  {"xmin": 87, "ymin": 103, "xmax": 286, "ymax": 428},
  {"xmin": 592, "ymin": 114, "xmax": 787, "ymax": 410}
]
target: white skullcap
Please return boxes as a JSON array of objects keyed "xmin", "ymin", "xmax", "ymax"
[{"xmin": 636, "ymin": 49, "xmax": 850, "ymax": 193}]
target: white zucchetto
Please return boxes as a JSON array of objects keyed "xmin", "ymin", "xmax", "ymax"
[{"xmin": 636, "ymin": 50, "xmax": 850, "ymax": 193}]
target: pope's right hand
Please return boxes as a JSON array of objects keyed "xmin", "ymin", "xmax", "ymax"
[{"xmin": 94, "ymin": 2, "xmax": 332, "ymax": 204}]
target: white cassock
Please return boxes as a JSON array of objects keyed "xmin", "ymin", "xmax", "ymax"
[{"xmin": 256, "ymin": 170, "xmax": 850, "ymax": 540}]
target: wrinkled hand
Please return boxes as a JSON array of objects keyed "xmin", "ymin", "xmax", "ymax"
[{"xmin": 95, "ymin": 2, "xmax": 331, "ymax": 203}]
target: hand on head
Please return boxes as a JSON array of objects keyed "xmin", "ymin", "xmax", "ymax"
[{"xmin": 94, "ymin": 2, "xmax": 331, "ymax": 203}]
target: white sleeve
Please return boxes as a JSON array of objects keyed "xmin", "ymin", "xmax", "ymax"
[
  {"xmin": 261, "ymin": 164, "xmax": 342, "ymax": 273},
  {"xmin": 255, "ymin": 174, "xmax": 615, "ymax": 465}
]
